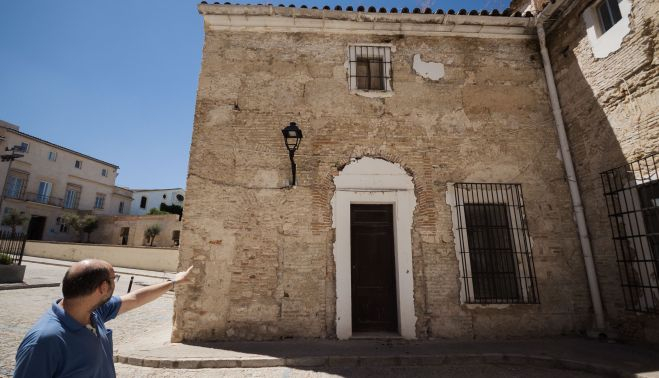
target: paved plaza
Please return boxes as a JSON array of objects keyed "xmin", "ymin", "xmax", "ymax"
[{"xmin": 1, "ymin": 259, "xmax": 659, "ymax": 378}]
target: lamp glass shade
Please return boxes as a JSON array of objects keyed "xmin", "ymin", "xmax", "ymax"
[{"xmin": 282, "ymin": 122, "xmax": 303, "ymax": 152}]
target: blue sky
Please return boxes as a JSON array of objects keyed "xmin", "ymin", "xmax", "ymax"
[{"xmin": 0, "ymin": 0, "xmax": 509, "ymax": 189}]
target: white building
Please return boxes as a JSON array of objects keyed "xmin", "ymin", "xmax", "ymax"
[
  {"xmin": 129, "ymin": 188, "xmax": 184, "ymax": 216},
  {"xmin": 0, "ymin": 120, "xmax": 133, "ymax": 241}
]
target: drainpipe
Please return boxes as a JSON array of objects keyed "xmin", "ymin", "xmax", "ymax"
[{"xmin": 536, "ymin": 21, "xmax": 606, "ymax": 331}]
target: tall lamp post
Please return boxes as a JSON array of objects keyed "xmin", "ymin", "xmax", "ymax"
[
  {"xmin": 0, "ymin": 145, "xmax": 25, "ymax": 214},
  {"xmin": 281, "ymin": 122, "xmax": 303, "ymax": 186}
]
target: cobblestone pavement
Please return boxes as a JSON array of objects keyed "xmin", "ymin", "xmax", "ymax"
[
  {"xmin": 0, "ymin": 261, "xmax": 173, "ymax": 377},
  {"xmin": 114, "ymin": 364, "xmax": 602, "ymax": 377}
]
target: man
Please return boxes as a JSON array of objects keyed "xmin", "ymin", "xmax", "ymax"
[{"xmin": 13, "ymin": 259, "xmax": 192, "ymax": 378}]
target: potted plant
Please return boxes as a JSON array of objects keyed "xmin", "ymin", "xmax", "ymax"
[{"xmin": 0, "ymin": 252, "xmax": 26, "ymax": 283}]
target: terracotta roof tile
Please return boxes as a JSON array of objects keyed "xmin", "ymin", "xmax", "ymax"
[{"xmin": 199, "ymin": 2, "xmax": 535, "ymax": 17}]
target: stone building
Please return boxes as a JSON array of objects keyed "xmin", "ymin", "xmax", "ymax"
[{"xmin": 174, "ymin": 0, "xmax": 658, "ymax": 342}]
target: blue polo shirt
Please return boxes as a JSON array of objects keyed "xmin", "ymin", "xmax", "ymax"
[{"xmin": 14, "ymin": 296, "xmax": 122, "ymax": 378}]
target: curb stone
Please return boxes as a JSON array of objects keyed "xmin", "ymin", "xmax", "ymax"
[
  {"xmin": 21, "ymin": 257, "xmax": 174, "ymax": 280},
  {"xmin": 0, "ymin": 282, "xmax": 60, "ymax": 291},
  {"xmin": 114, "ymin": 353, "xmax": 632, "ymax": 376}
]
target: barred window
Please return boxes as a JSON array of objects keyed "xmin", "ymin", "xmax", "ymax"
[
  {"xmin": 601, "ymin": 154, "xmax": 659, "ymax": 314},
  {"xmin": 449, "ymin": 183, "xmax": 539, "ymax": 304},
  {"xmin": 348, "ymin": 45, "xmax": 392, "ymax": 92}
]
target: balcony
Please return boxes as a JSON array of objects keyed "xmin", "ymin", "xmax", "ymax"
[
  {"xmin": 25, "ymin": 192, "xmax": 64, "ymax": 207},
  {"xmin": 3, "ymin": 191, "xmax": 64, "ymax": 207}
]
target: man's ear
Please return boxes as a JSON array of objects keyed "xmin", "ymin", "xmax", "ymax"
[{"xmin": 98, "ymin": 280, "xmax": 110, "ymax": 295}]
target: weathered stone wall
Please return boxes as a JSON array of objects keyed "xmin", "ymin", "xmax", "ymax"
[
  {"xmin": 174, "ymin": 11, "xmax": 594, "ymax": 341},
  {"xmin": 546, "ymin": 0, "xmax": 659, "ymax": 341}
]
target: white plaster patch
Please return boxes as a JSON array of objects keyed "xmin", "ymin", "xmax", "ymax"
[
  {"xmin": 248, "ymin": 169, "xmax": 280, "ymax": 187},
  {"xmin": 439, "ymin": 109, "xmax": 471, "ymax": 133},
  {"xmin": 412, "ymin": 54, "xmax": 445, "ymax": 81}
]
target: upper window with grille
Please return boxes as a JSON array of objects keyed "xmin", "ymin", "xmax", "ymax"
[
  {"xmin": 348, "ymin": 45, "xmax": 393, "ymax": 93},
  {"xmin": 448, "ymin": 183, "xmax": 539, "ymax": 305}
]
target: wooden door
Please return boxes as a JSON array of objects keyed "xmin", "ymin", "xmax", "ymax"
[
  {"xmin": 27, "ymin": 216, "xmax": 46, "ymax": 240},
  {"xmin": 350, "ymin": 204, "xmax": 398, "ymax": 333}
]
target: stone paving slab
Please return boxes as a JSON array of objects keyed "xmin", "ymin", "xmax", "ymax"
[{"xmin": 115, "ymin": 335, "xmax": 659, "ymax": 377}]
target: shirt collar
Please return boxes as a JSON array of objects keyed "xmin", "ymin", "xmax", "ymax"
[{"xmin": 51, "ymin": 298, "xmax": 86, "ymax": 331}]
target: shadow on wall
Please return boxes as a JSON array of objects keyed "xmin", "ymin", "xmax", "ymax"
[{"xmin": 546, "ymin": 5, "xmax": 658, "ymax": 341}]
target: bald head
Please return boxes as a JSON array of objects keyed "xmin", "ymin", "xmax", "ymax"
[{"xmin": 62, "ymin": 259, "xmax": 114, "ymax": 300}]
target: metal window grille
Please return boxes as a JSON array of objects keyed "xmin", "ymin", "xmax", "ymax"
[
  {"xmin": 452, "ymin": 183, "xmax": 539, "ymax": 304},
  {"xmin": 348, "ymin": 45, "xmax": 392, "ymax": 92},
  {"xmin": 601, "ymin": 154, "xmax": 659, "ymax": 313}
]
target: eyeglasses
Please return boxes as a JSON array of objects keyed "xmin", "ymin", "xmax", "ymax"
[{"xmin": 110, "ymin": 274, "xmax": 120, "ymax": 283}]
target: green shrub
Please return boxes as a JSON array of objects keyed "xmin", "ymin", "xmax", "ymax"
[
  {"xmin": 159, "ymin": 203, "xmax": 183, "ymax": 219},
  {"xmin": 2, "ymin": 210, "xmax": 28, "ymax": 234},
  {"xmin": 148, "ymin": 208, "xmax": 169, "ymax": 215},
  {"xmin": 0, "ymin": 253, "xmax": 12, "ymax": 265}
]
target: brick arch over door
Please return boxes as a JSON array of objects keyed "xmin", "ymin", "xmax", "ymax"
[{"xmin": 331, "ymin": 157, "xmax": 417, "ymax": 339}]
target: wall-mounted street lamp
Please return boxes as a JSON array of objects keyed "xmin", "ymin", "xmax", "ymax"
[{"xmin": 281, "ymin": 122, "xmax": 303, "ymax": 186}]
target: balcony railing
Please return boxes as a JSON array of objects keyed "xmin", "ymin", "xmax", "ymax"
[
  {"xmin": 3, "ymin": 189, "xmax": 65, "ymax": 208},
  {"xmin": 23, "ymin": 192, "xmax": 64, "ymax": 207},
  {"xmin": 3, "ymin": 190, "xmax": 25, "ymax": 201}
]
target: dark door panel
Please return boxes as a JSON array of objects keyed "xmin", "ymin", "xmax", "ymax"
[
  {"xmin": 27, "ymin": 216, "xmax": 46, "ymax": 240},
  {"xmin": 351, "ymin": 204, "xmax": 397, "ymax": 333}
]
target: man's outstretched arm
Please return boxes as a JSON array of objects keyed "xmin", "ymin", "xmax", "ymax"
[{"xmin": 118, "ymin": 266, "xmax": 192, "ymax": 315}]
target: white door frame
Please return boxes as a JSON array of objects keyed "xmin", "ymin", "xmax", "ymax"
[{"xmin": 331, "ymin": 157, "xmax": 417, "ymax": 339}]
